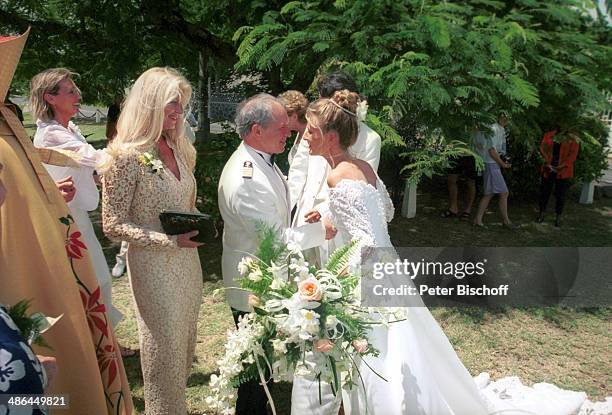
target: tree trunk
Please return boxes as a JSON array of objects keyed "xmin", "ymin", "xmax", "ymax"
[
  {"xmin": 265, "ymin": 66, "xmax": 283, "ymax": 95},
  {"xmin": 196, "ymin": 50, "xmax": 211, "ymax": 147}
]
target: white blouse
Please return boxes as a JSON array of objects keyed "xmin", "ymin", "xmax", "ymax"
[{"xmin": 33, "ymin": 119, "xmax": 108, "ymax": 212}]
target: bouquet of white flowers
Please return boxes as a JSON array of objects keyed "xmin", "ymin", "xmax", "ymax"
[{"xmin": 206, "ymin": 227, "xmax": 385, "ymax": 414}]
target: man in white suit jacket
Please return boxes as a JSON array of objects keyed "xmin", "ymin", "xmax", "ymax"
[
  {"xmin": 289, "ymin": 72, "xmax": 381, "ymax": 265},
  {"xmin": 219, "ymin": 93, "xmax": 336, "ymax": 415},
  {"xmin": 218, "ymin": 93, "xmax": 334, "ymax": 313}
]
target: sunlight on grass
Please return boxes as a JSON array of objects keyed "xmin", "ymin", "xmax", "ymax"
[
  {"xmin": 101, "ymin": 171, "xmax": 612, "ymax": 414},
  {"xmin": 112, "ymin": 277, "xmax": 611, "ymax": 414}
]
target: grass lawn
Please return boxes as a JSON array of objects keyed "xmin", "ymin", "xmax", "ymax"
[
  {"xmin": 19, "ymin": 115, "xmax": 612, "ymax": 412},
  {"xmin": 91, "ymin": 175, "xmax": 611, "ymax": 414}
]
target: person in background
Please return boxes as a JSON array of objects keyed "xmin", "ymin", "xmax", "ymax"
[
  {"xmin": 279, "ymin": 90, "xmax": 309, "ymax": 167},
  {"xmin": 4, "ymin": 90, "xmax": 24, "ymax": 123},
  {"xmin": 442, "ymin": 115, "xmax": 507, "ymax": 221},
  {"xmin": 184, "ymin": 110, "xmax": 197, "ymax": 144},
  {"xmin": 106, "ymin": 93, "xmax": 122, "ymax": 141},
  {"xmin": 537, "ymin": 127, "xmax": 580, "ymax": 227},
  {"xmin": 102, "ymin": 67, "xmax": 203, "ymax": 415},
  {"xmin": 441, "ymin": 152, "xmax": 477, "ymax": 220},
  {"xmin": 104, "ymin": 94, "xmax": 130, "ymax": 278},
  {"xmin": 103, "ymin": 93, "xmax": 130, "ymax": 278},
  {"xmin": 473, "ymin": 117, "xmax": 516, "ymax": 228},
  {"xmin": 30, "ymin": 68, "xmax": 124, "ymax": 328}
]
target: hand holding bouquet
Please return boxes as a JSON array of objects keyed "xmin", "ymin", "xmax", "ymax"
[{"xmin": 207, "ymin": 227, "xmax": 384, "ymax": 414}]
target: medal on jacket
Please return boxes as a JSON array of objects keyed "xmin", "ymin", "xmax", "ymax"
[{"xmin": 242, "ymin": 161, "xmax": 253, "ymax": 179}]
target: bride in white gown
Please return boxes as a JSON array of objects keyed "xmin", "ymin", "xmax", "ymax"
[{"xmin": 290, "ymin": 89, "xmax": 607, "ymax": 415}]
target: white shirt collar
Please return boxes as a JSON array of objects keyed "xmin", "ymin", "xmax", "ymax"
[{"xmin": 245, "ymin": 144, "xmax": 273, "ymax": 165}]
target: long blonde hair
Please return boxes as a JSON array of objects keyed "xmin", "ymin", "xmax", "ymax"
[{"xmin": 102, "ymin": 67, "xmax": 196, "ymax": 171}]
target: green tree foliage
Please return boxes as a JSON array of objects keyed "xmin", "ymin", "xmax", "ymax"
[
  {"xmin": 0, "ymin": 0, "xmax": 281, "ymax": 128},
  {"xmin": 235, "ymin": 0, "xmax": 612, "ymax": 188}
]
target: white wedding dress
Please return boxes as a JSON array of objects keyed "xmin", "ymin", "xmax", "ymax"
[{"xmin": 292, "ymin": 177, "xmax": 609, "ymax": 415}]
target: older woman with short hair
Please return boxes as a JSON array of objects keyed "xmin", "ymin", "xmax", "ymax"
[
  {"xmin": 101, "ymin": 67, "xmax": 203, "ymax": 415},
  {"xmin": 30, "ymin": 68, "xmax": 123, "ymax": 327}
]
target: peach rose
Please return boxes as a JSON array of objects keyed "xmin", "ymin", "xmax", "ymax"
[
  {"xmin": 352, "ymin": 339, "xmax": 368, "ymax": 353},
  {"xmin": 298, "ymin": 276, "xmax": 322, "ymax": 301},
  {"xmin": 314, "ymin": 339, "xmax": 334, "ymax": 353},
  {"xmin": 248, "ymin": 294, "xmax": 260, "ymax": 308}
]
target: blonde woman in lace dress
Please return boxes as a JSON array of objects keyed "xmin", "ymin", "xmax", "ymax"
[{"xmin": 101, "ymin": 67, "xmax": 203, "ymax": 415}]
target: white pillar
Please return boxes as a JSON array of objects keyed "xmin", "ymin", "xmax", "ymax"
[
  {"xmin": 401, "ymin": 180, "xmax": 417, "ymax": 218},
  {"xmin": 579, "ymin": 181, "xmax": 595, "ymax": 204},
  {"xmin": 95, "ymin": 111, "xmax": 101, "ymax": 123}
]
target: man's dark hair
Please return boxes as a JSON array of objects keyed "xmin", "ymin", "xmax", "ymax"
[{"xmin": 317, "ymin": 71, "xmax": 358, "ymax": 98}]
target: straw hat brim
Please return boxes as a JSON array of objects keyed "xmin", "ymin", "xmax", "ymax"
[{"xmin": 0, "ymin": 27, "xmax": 30, "ymax": 102}]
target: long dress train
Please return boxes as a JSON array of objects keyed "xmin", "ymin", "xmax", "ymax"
[{"xmin": 292, "ymin": 176, "xmax": 608, "ymax": 415}]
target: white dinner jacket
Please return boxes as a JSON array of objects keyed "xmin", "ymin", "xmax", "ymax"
[
  {"xmin": 218, "ymin": 142, "xmax": 326, "ymax": 311},
  {"xmin": 350, "ymin": 121, "xmax": 382, "ymax": 171}
]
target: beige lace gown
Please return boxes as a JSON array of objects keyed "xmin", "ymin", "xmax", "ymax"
[{"xmin": 102, "ymin": 145, "xmax": 202, "ymax": 415}]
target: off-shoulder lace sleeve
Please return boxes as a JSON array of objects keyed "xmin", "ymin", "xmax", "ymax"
[
  {"xmin": 102, "ymin": 153, "xmax": 177, "ymax": 248},
  {"xmin": 377, "ymin": 178, "xmax": 395, "ymax": 223},
  {"xmin": 329, "ymin": 181, "xmax": 376, "ymax": 247}
]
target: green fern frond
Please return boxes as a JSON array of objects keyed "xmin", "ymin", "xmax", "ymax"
[
  {"xmin": 472, "ymin": 15, "xmax": 492, "ymax": 26},
  {"xmin": 366, "ymin": 112, "xmax": 405, "ymax": 147},
  {"xmin": 231, "ymin": 356, "xmax": 263, "ymax": 387},
  {"xmin": 286, "ymin": 30, "xmax": 309, "ymax": 43},
  {"xmin": 430, "ymin": 2, "xmax": 467, "ymax": 15},
  {"xmin": 334, "ymin": 0, "xmax": 347, "ymax": 9},
  {"xmin": 281, "ymin": 1, "xmax": 303, "ymax": 15},
  {"xmin": 325, "ymin": 240, "xmax": 359, "ymax": 275},
  {"xmin": 400, "ymin": 138, "xmax": 482, "ymax": 184},
  {"xmin": 342, "ymin": 61, "xmax": 375, "ymax": 76},
  {"xmin": 232, "ymin": 25, "xmax": 253, "ymax": 43},
  {"xmin": 505, "ymin": 75, "xmax": 540, "ymax": 107},
  {"xmin": 258, "ymin": 41, "xmax": 288, "ymax": 70},
  {"xmin": 503, "ymin": 22, "xmax": 527, "ymax": 43},
  {"xmin": 469, "ymin": 0, "xmax": 505, "ymax": 10},
  {"xmin": 421, "ymin": 81, "xmax": 451, "ymax": 114},
  {"xmin": 6, "ymin": 300, "xmax": 35, "ymax": 337},
  {"xmin": 6, "ymin": 300, "xmax": 51, "ymax": 349},
  {"xmin": 454, "ymin": 85, "xmax": 486, "ymax": 100},
  {"xmin": 312, "ymin": 27, "xmax": 335, "ymax": 42},
  {"xmin": 369, "ymin": 61, "xmax": 400, "ymax": 87},
  {"xmin": 401, "ymin": 51, "xmax": 430, "ymax": 63},
  {"xmin": 387, "ymin": 69, "xmax": 413, "ymax": 98},
  {"xmin": 490, "ymin": 36, "xmax": 513, "ymax": 70},
  {"xmin": 312, "ymin": 41, "xmax": 330, "ymax": 52},
  {"xmin": 295, "ymin": 9, "xmax": 320, "ymax": 23},
  {"xmin": 254, "ymin": 223, "xmax": 285, "ymax": 265},
  {"xmin": 423, "ymin": 16, "xmax": 451, "ymax": 49}
]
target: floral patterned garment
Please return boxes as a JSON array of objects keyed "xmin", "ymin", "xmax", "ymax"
[
  {"xmin": 1, "ymin": 105, "xmax": 133, "ymax": 415},
  {"xmin": 0, "ymin": 305, "xmax": 46, "ymax": 415}
]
